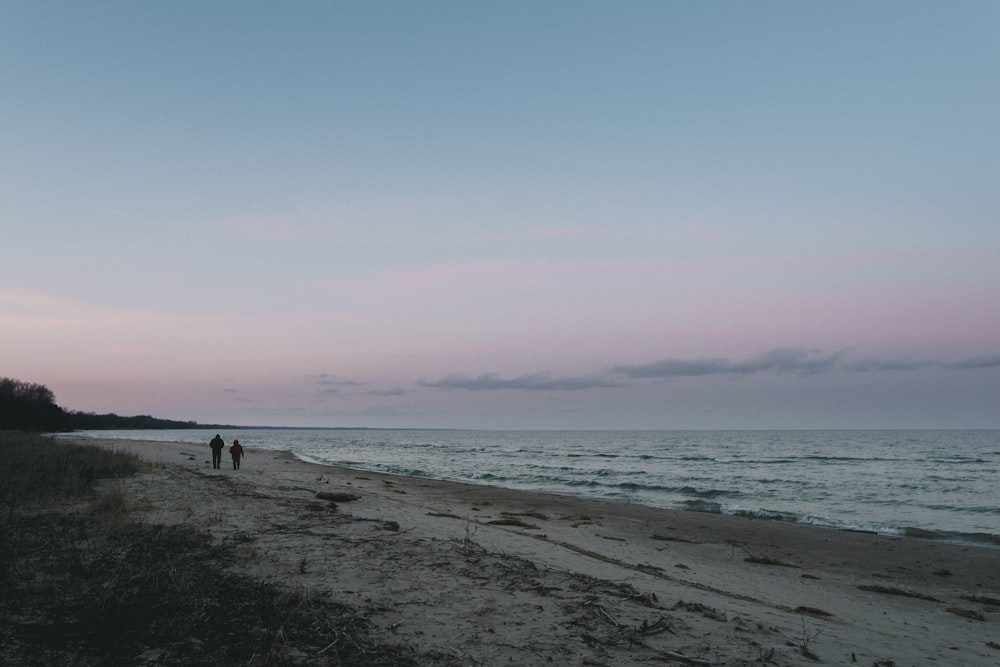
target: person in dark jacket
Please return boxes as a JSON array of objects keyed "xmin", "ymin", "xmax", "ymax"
[{"xmin": 209, "ymin": 434, "xmax": 225, "ymax": 469}]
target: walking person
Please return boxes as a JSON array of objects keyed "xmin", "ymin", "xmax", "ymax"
[
  {"xmin": 209, "ymin": 434, "xmax": 225, "ymax": 469},
  {"xmin": 230, "ymin": 439, "xmax": 244, "ymax": 470}
]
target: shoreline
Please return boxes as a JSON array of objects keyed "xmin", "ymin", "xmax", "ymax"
[
  {"xmin": 61, "ymin": 435, "xmax": 1000, "ymax": 665},
  {"xmin": 63, "ymin": 428, "xmax": 1000, "ymax": 549},
  {"xmin": 294, "ymin": 450, "xmax": 1000, "ymax": 550}
]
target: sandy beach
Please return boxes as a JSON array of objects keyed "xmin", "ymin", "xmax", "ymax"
[{"xmin": 62, "ymin": 435, "xmax": 999, "ymax": 666}]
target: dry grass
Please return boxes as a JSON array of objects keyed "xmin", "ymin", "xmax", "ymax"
[
  {"xmin": 961, "ymin": 594, "xmax": 1000, "ymax": 606},
  {"xmin": 316, "ymin": 491, "xmax": 360, "ymax": 502},
  {"xmin": 474, "ymin": 597, "xmax": 497, "ymax": 616},
  {"xmin": 0, "ymin": 431, "xmax": 145, "ymax": 507},
  {"xmin": 85, "ymin": 481, "xmax": 143, "ymax": 537},
  {"xmin": 857, "ymin": 584, "xmax": 941, "ymax": 603},
  {"xmin": 745, "ymin": 555, "xmax": 797, "ymax": 568},
  {"xmin": 946, "ymin": 607, "xmax": 986, "ymax": 621},
  {"xmin": 651, "ymin": 532, "xmax": 699, "ymax": 544},
  {"xmin": 501, "ymin": 510, "xmax": 549, "ymax": 521},
  {"xmin": 795, "ymin": 606, "xmax": 834, "ymax": 618},
  {"xmin": 486, "ymin": 517, "xmax": 540, "ymax": 529}
]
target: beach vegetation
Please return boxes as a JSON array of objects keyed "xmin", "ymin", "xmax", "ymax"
[
  {"xmin": 0, "ymin": 432, "xmax": 144, "ymax": 506},
  {"xmin": 502, "ymin": 510, "xmax": 549, "ymax": 521},
  {"xmin": 316, "ymin": 490, "xmax": 361, "ymax": 502},
  {"xmin": 235, "ymin": 540, "xmax": 263, "ymax": 565},
  {"xmin": 672, "ymin": 600, "xmax": 727, "ymax": 622},
  {"xmin": 795, "ymin": 618, "xmax": 823, "ymax": 661},
  {"xmin": 86, "ymin": 480, "xmax": 131, "ymax": 515},
  {"xmin": 946, "ymin": 606, "xmax": 986, "ymax": 621},
  {"xmin": 486, "ymin": 516, "xmax": 540, "ymax": 529},
  {"xmin": 960, "ymin": 594, "xmax": 1000, "ymax": 606},
  {"xmin": 857, "ymin": 584, "xmax": 941, "ymax": 602},
  {"xmin": 794, "ymin": 606, "xmax": 833, "ymax": 618},
  {"xmin": 651, "ymin": 532, "xmax": 699, "ymax": 544},
  {"xmin": 745, "ymin": 555, "xmax": 798, "ymax": 568},
  {"xmin": 85, "ymin": 481, "xmax": 143, "ymax": 537},
  {"xmin": 474, "ymin": 596, "xmax": 497, "ymax": 615}
]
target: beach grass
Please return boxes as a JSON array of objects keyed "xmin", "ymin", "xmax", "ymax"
[{"xmin": 0, "ymin": 431, "xmax": 145, "ymax": 506}]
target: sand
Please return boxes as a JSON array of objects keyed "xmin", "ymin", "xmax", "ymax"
[{"xmin": 62, "ymin": 435, "xmax": 1000, "ymax": 666}]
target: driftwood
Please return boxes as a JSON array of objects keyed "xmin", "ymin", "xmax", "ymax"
[
  {"xmin": 316, "ymin": 491, "xmax": 361, "ymax": 502},
  {"xmin": 642, "ymin": 646, "xmax": 718, "ymax": 665},
  {"xmin": 486, "ymin": 517, "xmax": 539, "ymax": 529}
]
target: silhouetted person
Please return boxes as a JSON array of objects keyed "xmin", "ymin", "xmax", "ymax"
[
  {"xmin": 230, "ymin": 439, "xmax": 244, "ymax": 470},
  {"xmin": 209, "ymin": 434, "xmax": 225, "ymax": 469}
]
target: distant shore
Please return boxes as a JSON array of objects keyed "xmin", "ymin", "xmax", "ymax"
[{"xmin": 62, "ymin": 435, "xmax": 1000, "ymax": 665}]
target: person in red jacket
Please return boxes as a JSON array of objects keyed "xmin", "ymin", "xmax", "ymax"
[{"xmin": 230, "ymin": 439, "xmax": 245, "ymax": 470}]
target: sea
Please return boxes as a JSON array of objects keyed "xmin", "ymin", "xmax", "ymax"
[{"xmin": 69, "ymin": 428, "xmax": 1000, "ymax": 548}]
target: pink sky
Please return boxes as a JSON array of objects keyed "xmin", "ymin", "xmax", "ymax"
[{"xmin": 3, "ymin": 3, "xmax": 999, "ymax": 428}]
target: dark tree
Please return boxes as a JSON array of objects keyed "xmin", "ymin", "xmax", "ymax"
[
  {"xmin": 0, "ymin": 378, "xmax": 67, "ymax": 431},
  {"xmin": 63, "ymin": 411, "xmax": 203, "ymax": 430},
  {"xmin": 0, "ymin": 377, "xmax": 231, "ymax": 431}
]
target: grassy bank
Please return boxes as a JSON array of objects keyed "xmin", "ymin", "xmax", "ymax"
[
  {"xmin": 0, "ymin": 431, "xmax": 144, "ymax": 506},
  {"xmin": 0, "ymin": 433, "xmax": 425, "ymax": 666}
]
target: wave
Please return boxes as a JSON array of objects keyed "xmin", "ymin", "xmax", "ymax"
[
  {"xmin": 682, "ymin": 499, "xmax": 723, "ymax": 513},
  {"xmin": 916, "ymin": 504, "xmax": 1000, "ymax": 517},
  {"xmin": 902, "ymin": 527, "xmax": 1000, "ymax": 548},
  {"xmin": 678, "ymin": 486, "xmax": 738, "ymax": 499},
  {"xmin": 565, "ymin": 452, "xmax": 669, "ymax": 462},
  {"xmin": 592, "ymin": 468, "xmax": 645, "ymax": 477},
  {"xmin": 707, "ymin": 456, "xmax": 884, "ymax": 465},
  {"xmin": 707, "ymin": 457, "xmax": 797, "ymax": 464},
  {"xmin": 559, "ymin": 478, "xmax": 742, "ymax": 498},
  {"xmin": 681, "ymin": 499, "xmax": 1000, "ymax": 548},
  {"xmin": 470, "ymin": 472, "xmax": 510, "ymax": 482}
]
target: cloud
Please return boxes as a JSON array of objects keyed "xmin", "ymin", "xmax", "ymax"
[
  {"xmin": 843, "ymin": 355, "xmax": 935, "ymax": 372},
  {"xmin": 949, "ymin": 353, "xmax": 1000, "ymax": 370},
  {"xmin": 616, "ymin": 348, "xmax": 1000, "ymax": 380},
  {"xmin": 420, "ymin": 372, "xmax": 624, "ymax": 392},
  {"xmin": 315, "ymin": 374, "xmax": 364, "ymax": 387},
  {"xmin": 844, "ymin": 352, "xmax": 1000, "ymax": 372},
  {"xmin": 316, "ymin": 388, "xmax": 342, "ymax": 398},
  {"xmin": 368, "ymin": 388, "xmax": 406, "ymax": 397},
  {"xmin": 418, "ymin": 347, "xmax": 1000, "ymax": 396},
  {"xmin": 613, "ymin": 348, "xmax": 846, "ymax": 379},
  {"xmin": 313, "ymin": 374, "xmax": 367, "ymax": 400}
]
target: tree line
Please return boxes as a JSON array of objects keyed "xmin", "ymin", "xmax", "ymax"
[{"xmin": 0, "ymin": 377, "xmax": 229, "ymax": 431}]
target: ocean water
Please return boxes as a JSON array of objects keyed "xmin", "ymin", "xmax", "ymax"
[{"xmin": 70, "ymin": 429, "xmax": 1000, "ymax": 547}]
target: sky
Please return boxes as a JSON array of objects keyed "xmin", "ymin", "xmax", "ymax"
[{"xmin": 2, "ymin": 1, "xmax": 999, "ymax": 430}]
